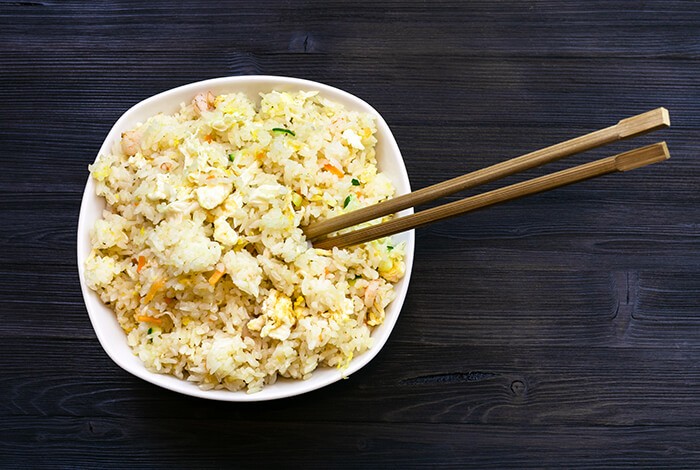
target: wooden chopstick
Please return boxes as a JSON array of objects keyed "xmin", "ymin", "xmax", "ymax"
[
  {"xmin": 313, "ymin": 142, "xmax": 670, "ymax": 250},
  {"xmin": 304, "ymin": 108, "xmax": 670, "ymax": 241}
]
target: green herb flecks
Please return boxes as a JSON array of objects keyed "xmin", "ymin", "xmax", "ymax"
[
  {"xmin": 228, "ymin": 153, "xmax": 235, "ymax": 162},
  {"xmin": 147, "ymin": 327, "xmax": 153, "ymax": 335},
  {"xmin": 343, "ymin": 195, "xmax": 352, "ymax": 208},
  {"xmin": 351, "ymin": 178, "xmax": 360, "ymax": 186},
  {"xmin": 387, "ymin": 246, "xmax": 394, "ymax": 251},
  {"xmin": 272, "ymin": 127, "xmax": 295, "ymax": 136}
]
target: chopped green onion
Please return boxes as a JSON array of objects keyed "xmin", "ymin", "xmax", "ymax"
[
  {"xmin": 351, "ymin": 178, "xmax": 360, "ymax": 186},
  {"xmin": 387, "ymin": 246, "xmax": 394, "ymax": 251},
  {"xmin": 343, "ymin": 195, "xmax": 352, "ymax": 208},
  {"xmin": 272, "ymin": 127, "xmax": 295, "ymax": 136},
  {"xmin": 228, "ymin": 153, "xmax": 235, "ymax": 162},
  {"xmin": 147, "ymin": 327, "xmax": 153, "ymax": 335},
  {"xmin": 355, "ymin": 274, "xmax": 362, "ymax": 279}
]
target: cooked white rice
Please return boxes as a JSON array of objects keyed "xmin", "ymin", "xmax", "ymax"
[{"xmin": 85, "ymin": 90, "xmax": 405, "ymax": 393}]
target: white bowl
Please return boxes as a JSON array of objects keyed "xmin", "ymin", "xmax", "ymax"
[{"xmin": 77, "ymin": 76, "xmax": 414, "ymax": 401}]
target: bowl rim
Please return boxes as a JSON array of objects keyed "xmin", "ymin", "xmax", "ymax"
[{"xmin": 77, "ymin": 75, "xmax": 414, "ymax": 401}]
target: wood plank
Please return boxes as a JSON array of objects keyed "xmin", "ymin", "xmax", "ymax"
[
  {"xmin": 401, "ymin": 266, "xmax": 700, "ymax": 348},
  {"xmin": 2, "ymin": 337, "xmax": 700, "ymax": 426},
  {"xmin": 2, "ymin": 418, "xmax": 700, "ymax": 469},
  {"xmin": 1, "ymin": 55, "xmax": 699, "ymax": 126},
  {"xmin": 637, "ymin": 271, "xmax": 700, "ymax": 320},
  {"xmin": 1, "ymin": 1, "xmax": 699, "ymax": 58}
]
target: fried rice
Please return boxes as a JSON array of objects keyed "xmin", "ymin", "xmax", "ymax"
[{"xmin": 85, "ymin": 90, "xmax": 405, "ymax": 392}]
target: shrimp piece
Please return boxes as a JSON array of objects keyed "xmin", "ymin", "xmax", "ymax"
[
  {"xmin": 192, "ymin": 92, "xmax": 208, "ymax": 116},
  {"xmin": 364, "ymin": 280, "xmax": 380, "ymax": 308},
  {"xmin": 121, "ymin": 130, "xmax": 141, "ymax": 156},
  {"xmin": 193, "ymin": 91, "xmax": 216, "ymax": 116}
]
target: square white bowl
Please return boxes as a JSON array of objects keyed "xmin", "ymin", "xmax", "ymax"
[{"xmin": 77, "ymin": 76, "xmax": 414, "ymax": 401}]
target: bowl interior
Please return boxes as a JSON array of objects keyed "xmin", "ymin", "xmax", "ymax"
[{"xmin": 77, "ymin": 76, "xmax": 414, "ymax": 401}]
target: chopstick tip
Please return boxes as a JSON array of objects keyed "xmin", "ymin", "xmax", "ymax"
[
  {"xmin": 614, "ymin": 142, "xmax": 670, "ymax": 172},
  {"xmin": 617, "ymin": 107, "xmax": 671, "ymax": 138}
]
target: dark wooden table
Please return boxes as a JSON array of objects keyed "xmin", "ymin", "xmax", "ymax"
[{"xmin": 2, "ymin": 1, "xmax": 699, "ymax": 467}]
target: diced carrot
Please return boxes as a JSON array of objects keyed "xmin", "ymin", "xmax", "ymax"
[
  {"xmin": 206, "ymin": 174, "xmax": 215, "ymax": 180},
  {"xmin": 142, "ymin": 278, "xmax": 165, "ymax": 304},
  {"xmin": 163, "ymin": 297, "xmax": 174, "ymax": 305},
  {"xmin": 136, "ymin": 315, "xmax": 162, "ymax": 325},
  {"xmin": 255, "ymin": 152, "xmax": 266, "ymax": 160},
  {"xmin": 136, "ymin": 255, "xmax": 146, "ymax": 273},
  {"xmin": 208, "ymin": 269, "xmax": 225, "ymax": 286},
  {"xmin": 323, "ymin": 163, "xmax": 344, "ymax": 178},
  {"xmin": 204, "ymin": 134, "xmax": 213, "ymax": 143}
]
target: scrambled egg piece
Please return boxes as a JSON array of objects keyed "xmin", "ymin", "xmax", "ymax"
[
  {"xmin": 89, "ymin": 157, "xmax": 112, "ymax": 181},
  {"xmin": 247, "ymin": 290, "xmax": 296, "ymax": 341},
  {"xmin": 222, "ymin": 249, "xmax": 262, "ymax": 297},
  {"xmin": 293, "ymin": 295, "xmax": 306, "ymax": 318},
  {"xmin": 213, "ymin": 217, "xmax": 239, "ymax": 247},
  {"xmin": 342, "ymin": 129, "xmax": 365, "ymax": 150},
  {"xmin": 248, "ymin": 183, "xmax": 289, "ymax": 205},
  {"xmin": 196, "ymin": 183, "xmax": 233, "ymax": 210},
  {"xmin": 378, "ymin": 258, "xmax": 405, "ymax": 283},
  {"xmin": 367, "ymin": 307, "xmax": 385, "ymax": 327}
]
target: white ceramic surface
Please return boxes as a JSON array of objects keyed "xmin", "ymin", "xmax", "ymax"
[{"xmin": 77, "ymin": 76, "xmax": 414, "ymax": 401}]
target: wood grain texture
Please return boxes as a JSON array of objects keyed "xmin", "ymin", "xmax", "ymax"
[
  {"xmin": 1, "ymin": 0, "xmax": 699, "ymax": 468},
  {"xmin": 3, "ymin": 417, "xmax": 700, "ymax": 469},
  {"xmin": 2, "ymin": 337, "xmax": 700, "ymax": 427}
]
